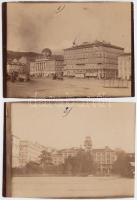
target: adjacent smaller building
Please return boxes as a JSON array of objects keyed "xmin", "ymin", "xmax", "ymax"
[
  {"xmin": 52, "ymin": 147, "xmax": 80, "ymax": 165},
  {"xmin": 7, "ymin": 57, "xmax": 30, "ymax": 81},
  {"xmin": 118, "ymin": 53, "xmax": 131, "ymax": 80},
  {"xmin": 7, "ymin": 57, "xmax": 30, "ymax": 75},
  {"xmin": 30, "ymin": 48, "xmax": 64, "ymax": 78}
]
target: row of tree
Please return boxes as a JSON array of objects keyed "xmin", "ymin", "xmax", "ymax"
[
  {"xmin": 112, "ymin": 150, "xmax": 134, "ymax": 177},
  {"xmin": 12, "ymin": 149, "xmax": 134, "ymax": 178}
]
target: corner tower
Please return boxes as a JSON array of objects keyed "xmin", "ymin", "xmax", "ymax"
[{"xmin": 84, "ymin": 136, "xmax": 92, "ymax": 152}]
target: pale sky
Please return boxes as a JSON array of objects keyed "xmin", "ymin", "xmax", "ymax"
[
  {"xmin": 11, "ymin": 103, "xmax": 135, "ymax": 153},
  {"xmin": 7, "ymin": 2, "xmax": 132, "ymax": 53}
]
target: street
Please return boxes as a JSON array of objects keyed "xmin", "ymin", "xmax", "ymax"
[
  {"xmin": 7, "ymin": 78, "xmax": 131, "ymax": 98},
  {"xmin": 11, "ymin": 176, "xmax": 134, "ymax": 198}
]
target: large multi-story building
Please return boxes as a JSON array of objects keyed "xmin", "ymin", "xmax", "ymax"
[
  {"xmin": 118, "ymin": 53, "xmax": 131, "ymax": 80},
  {"xmin": 52, "ymin": 152, "xmax": 65, "ymax": 166},
  {"xmin": 83, "ymin": 136, "xmax": 117, "ymax": 175},
  {"xmin": 92, "ymin": 146, "xmax": 117, "ymax": 176},
  {"xmin": 52, "ymin": 147, "xmax": 80, "ymax": 165},
  {"xmin": 30, "ymin": 48, "xmax": 64, "ymax": 77},
  {"xmin": 19, "ymin": 140, "xmax": 46, "ymax": 167},
  {"xmin": 64, "ymin": 40, "xmax": 124, "ymax": 79},
  {"xmin": 51, "ymin": 138, "xmax": 117, "ymax": 176},
  {"xmin": 12, "ymin": 135, "xmax": 21, "ymax": 168}
]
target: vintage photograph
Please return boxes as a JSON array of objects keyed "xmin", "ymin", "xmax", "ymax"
[
  {"xmin": 4, "ymin": 102, "xmax": 135, "ymax": 198},
  {"xmin": 3, "ymin": 2, "xmax": 134, "ymax": 98}
]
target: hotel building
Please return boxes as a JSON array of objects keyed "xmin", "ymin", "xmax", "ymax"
[
  {"xmin": 64, "ymin": 40, "xmax": 124, "ymax": 79},
  {"xmin": 118, "ymin": 53, "xmax": 131, "ymax": 80}
]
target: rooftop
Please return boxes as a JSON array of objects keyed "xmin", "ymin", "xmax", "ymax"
[
  {"xmin": 119, "ymin": 52, "xmax": 131, "ymax": 57},
  {"xmin": 64, "ymin": 40, "xmax": 124, "ymax": 51},
  {"xmin": 92, "ymin": 146, "xmax": 114, "ymax": 152}
]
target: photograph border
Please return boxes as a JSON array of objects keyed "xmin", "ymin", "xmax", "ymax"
[
  {"xmin": 2, "ymin": 1, "xmax": 135, "ymax": 98},
  {"xmin": 3, "ymin": 101, "xmax": 135, "ymax": 198}
]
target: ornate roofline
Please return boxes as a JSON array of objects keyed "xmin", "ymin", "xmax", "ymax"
[{"xmin": 64, "ymin": 41, "xmax": 124, "ymax": 51}]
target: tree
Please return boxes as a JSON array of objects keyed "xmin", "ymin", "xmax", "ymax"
[
  {"xmin": 25, "ymin": 161, "xmax": 41, "ymax": 174},
  {"xmin": 112, "ymin": 150, "xmax": 132, "ymax": 177},
  {"xmin": 63, "ymin": 149, "xmax": 96, "ymax": 175},
  {"xmin": 39, "ymin": 150, "xmax": 52, "ymax": 171}
]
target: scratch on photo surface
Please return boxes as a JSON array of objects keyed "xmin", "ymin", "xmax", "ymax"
[{"xmin": 63, "ymin": 106, "xmax": 72, "ymax": 117}]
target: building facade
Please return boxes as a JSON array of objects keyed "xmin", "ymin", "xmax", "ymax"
[
  {"xmin": 51, "ymin": 140, "xmax": 117, "ymax": 176},
  {"xmin": 30, "ymin": 49, "xmax": 64, "ymax": 78},
  {"xmin": 92, "ymin": 147, "xmax": 117, "ymax": 176},
  {"xmin": 118, "ymin": 53, "xmax": 131, "ymax": 80},
  {"xmin": 7, "ymin": 57, "xmax": 30, "ymax": 78},
  {"xmin": 52, "ymin": 152, "xmax": 65, "ymax": 166},
  {"xmin": 12, "ymin": 135, "xmax": 21, "ymax": 168},
  {"xmin": 64, "ymin": 41, "xmax": 124, "ymax": 79},
  {"xmin": 83, "ymin": 136, "xmax": 117, "ymax": 175},
  {"xmin": 19, "ymin": 140, "xmax": 46, "ymax": 167},
  {"xmin": 52, "ymin": 147, "xmax": 80, "ymax": 165}
]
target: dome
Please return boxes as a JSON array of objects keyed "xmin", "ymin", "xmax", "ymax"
[{"xmin": 41, "ymin": 48, "xmax": 52, "ymax": 57}]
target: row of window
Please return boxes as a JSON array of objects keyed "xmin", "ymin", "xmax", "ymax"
[
  {"xmin": 65, "ymin": 58, "xmax": 117, "ymax": 65},
  {"xmin": 31, "ymin": 66, "xmax": 55, "ymax": 71},
  {"xmin": 65, "ymin": 46, "xmax": 123, "ymax": 55},
  {"xmin": 95, "ymin": 152, "xmax": 116, "ymax": 158},
  {"xmin": 64, "ymin": 64, "xmax": 117, "ymax": 70},
  {"xmin": 65, "ymin": 52, "xmax": 119, "ymax": 60},
  {"xmin": 96, "ymin": 160, "xmax": 113, "ymax": 164},
  {"xmin": 35, "ymin": 61, "xmax": 63, "ymax": 67}
]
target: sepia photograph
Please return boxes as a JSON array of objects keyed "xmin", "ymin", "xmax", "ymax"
[
  {"xmin": 3, "ymin": 2, "xmax": 134, "ymax": 98},
  {"xmin": 3, "ymin": 102, "xmax": 135, "ymax": 198}
]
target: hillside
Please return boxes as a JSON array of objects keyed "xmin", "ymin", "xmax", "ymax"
[{"xmin": 7, "ymin": 50, "xmax": 41, "ymax": 62}]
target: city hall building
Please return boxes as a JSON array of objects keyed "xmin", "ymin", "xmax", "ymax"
[
  {"xmin": 92, "ymin": 147, "xmax": 117, "ymax": 176},
  {"xmin": 64, "ymin": 40, "xmax": 124, "ymax": 79},
  {"xmin": 84, "ymin": 136, "xmax": 117, "ymax": 176},
  {"xmin": 30, "ymin": 48, "xmax": 64, "ymax": 78}
]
